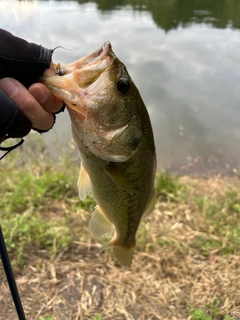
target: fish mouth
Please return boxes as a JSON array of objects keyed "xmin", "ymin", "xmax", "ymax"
[
  {"xmin": 63, "ymin": 42, "xmax": 116, "ymax": 121},
  {"xmin": 86, "ymin": 41, "xmax": 116, "ymax": 68},
  {"xmin": 59, "ymin": 41, "xmax": 116, "ymax": 75},
  {"xmin": 40, "ymin": 41, "xmax": 116, "ymax": 122}
]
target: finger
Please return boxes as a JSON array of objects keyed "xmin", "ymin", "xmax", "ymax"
[
  {"xmin": 0, "ymin": 78, "xmax": 54, "ymax": 131},
  {"xmin": 28, "ymin": 83, "xmax": 63, "ymax": 114}
]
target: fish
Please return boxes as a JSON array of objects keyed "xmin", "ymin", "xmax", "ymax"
[{"xmin": 40, "ymin": 42, "xmax": 156, "ymax": 266}]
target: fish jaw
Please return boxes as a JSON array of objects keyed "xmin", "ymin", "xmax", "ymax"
[
  {"xmin": 40, "ymin": 41, "xmax": 116, "ymax": 124},
  {"xmin": 56, "ymin": 41, "xmax": 116, "ymax": 75}
]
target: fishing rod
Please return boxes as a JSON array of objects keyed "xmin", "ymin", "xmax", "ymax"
[
  {"xmin": 0, "ymin": 138, "xmax": 27, "ymax": 319},
  {"xmin": 0, "ymin": 226, "xmax": 26, "ymax": 320}
]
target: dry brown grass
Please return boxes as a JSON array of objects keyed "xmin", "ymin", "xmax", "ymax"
[{"xmin": 1, "ymin": 176, "xmax": 240, "ymax": 320}]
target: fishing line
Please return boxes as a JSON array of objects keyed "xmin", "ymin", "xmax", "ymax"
[
  {"xmin": 51, "ymin": 45, "xmax": 71, "ymax": 53},
  {"xmin": 0, "ymin": 226, "xmax": 26, "ymax": 320}
]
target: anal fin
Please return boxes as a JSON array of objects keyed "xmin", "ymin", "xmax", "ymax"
[{"xmin": 89, "ymin": 206, "xmax": 114, "ymax": 240}]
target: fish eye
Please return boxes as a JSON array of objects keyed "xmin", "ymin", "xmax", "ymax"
[{"xmin": 117, "ymin": 78, "xmax": 130, "ymax": 94}]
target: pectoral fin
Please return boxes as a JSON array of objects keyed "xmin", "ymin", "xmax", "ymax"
[
  {"xmin": 102, "ymin": 163, "xmax": 134, "ymax": 195},
  {"xmin": 89, "ymin": 206, "xmax": 114, "ymax": 239},
  {"xmin": 78, "ymin": 163, "xmax": 92, "ymax": 201}
]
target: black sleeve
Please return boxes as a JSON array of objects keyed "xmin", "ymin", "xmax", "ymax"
[
  {"xmin": 0, "ymin": 28, "xmax": 52, "ymax": 88},
  {"xmin": 0, "ymin": 90, "xmax": 32, "ymax": 142},
  {"xmin": 0, "ymin": 29, "xmax": 53, "ymax": 144}
]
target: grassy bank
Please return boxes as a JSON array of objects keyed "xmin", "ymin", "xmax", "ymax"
[{"xmin": 1, "ymin": 135, "xmax": 240, "ymax": 320}]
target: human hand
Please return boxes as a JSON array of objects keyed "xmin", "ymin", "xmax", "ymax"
[
  {"xmin": 0, "ymin": 63, "xmax": 63, "ymax": 133},
  {"xmin": 0, "ymin": 28, "xmax": 65, "ymax": 143},
  {"xmin": 0, "ymin": 62, "xmax": 63, "ymax": 133}
]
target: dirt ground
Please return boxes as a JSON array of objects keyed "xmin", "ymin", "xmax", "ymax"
[{"xmin": 1, "ymin": 176, "xmax": 240, "ymax": 320}]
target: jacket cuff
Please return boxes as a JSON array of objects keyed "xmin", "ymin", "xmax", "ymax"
[{"xmin": 39, "ymin": 46, "xmax": 52, "ymax": 64}]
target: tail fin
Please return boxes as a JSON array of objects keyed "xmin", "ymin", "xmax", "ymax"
[
  {"xmin": 98, "ymin": 243, "xmax": 135, "ymax": 267},
  {"xmin": 113, "ymin": 246, "xmax": 135, "ymax": 267}
]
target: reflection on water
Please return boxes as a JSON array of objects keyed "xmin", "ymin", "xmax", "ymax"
[
  {"xmin": 78, "ymin": 0, "xmax": 240, "ymax": 31},
  {"xmin": 1, "ymin": 0, "xmax": 240, "ymax": 175}
]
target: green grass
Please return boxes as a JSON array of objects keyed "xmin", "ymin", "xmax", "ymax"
[
  {"xmin": 191, "ymin": 308, "xmax": 212, "ymax": 320},
  {"xmin": 192, "ymin": 188, "xmax": 240, "ymax": 256},
  {"xmin": 0, "ymin": 137, "xmax": 96, "ymax": 266},
  {"xmin": 191, "ymin": 307, "xmax": 235, "ymax": 320},
  {"xmin": 1, "ymin": 135, "xmax": 240, "ymax": 319},
  {"xmin": 155, "ymin": 170, "xmax": 188, "ymax": 201},
  {"xmin": 1, "ymin": 209, "xmax": 72, "ymax": 266}
]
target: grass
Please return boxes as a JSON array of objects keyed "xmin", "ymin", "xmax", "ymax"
[
  {"xmin": 155, "ymin": 170, "xmax": 187, "ymax": 202},
  {"xmin": 191, "ymin": 308, "xmax": 235, "ymax": 320},
  {"xmin": 1, "ymin": 134, "xmax": 240, "ymax": 319}
]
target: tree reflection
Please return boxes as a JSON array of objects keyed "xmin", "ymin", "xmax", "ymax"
[{"xmin": 75, "ymin": 0, "xmax": 240, "ymax": 31}]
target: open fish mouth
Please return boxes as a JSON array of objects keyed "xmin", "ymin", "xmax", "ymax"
[
  {"xmin": 55, "ymin": 41, "xmax": 116, "ymax": 76},
  {"xmin": 41, "ymin": 41, "xmax": 117, "ymax": 123}
]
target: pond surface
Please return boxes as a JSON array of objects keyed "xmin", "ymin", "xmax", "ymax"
[{"xmin": 1, "ymin": 0, "xmax": 240, "ymax": 175}]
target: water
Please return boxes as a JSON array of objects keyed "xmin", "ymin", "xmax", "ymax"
[{"xmin": 1, "ymin": 0, "xmax": 240, "ymax": 175}]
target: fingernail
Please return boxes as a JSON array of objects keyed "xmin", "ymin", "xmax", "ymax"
[
  {"xmin": 0, "ymin": 78, "xmax": 19, "ymax": 98},
  {"xmin": 29, "ymin": 85, "xmax": 48, "ymax": 103}
]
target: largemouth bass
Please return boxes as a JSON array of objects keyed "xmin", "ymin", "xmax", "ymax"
[{"xmin": 41, "ymin": 42, "xmax": 156, "ymax": 266}]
